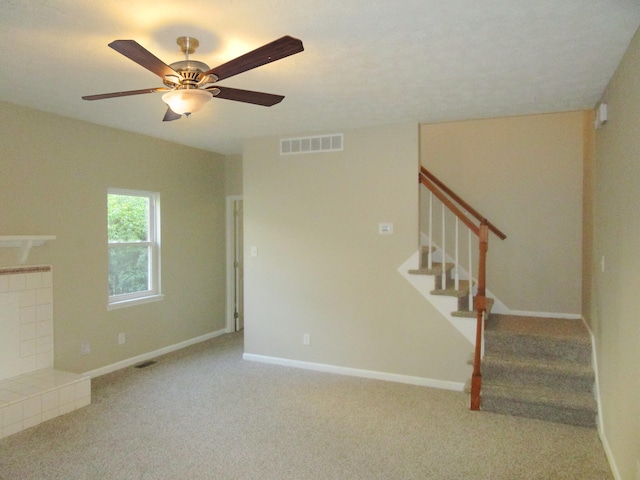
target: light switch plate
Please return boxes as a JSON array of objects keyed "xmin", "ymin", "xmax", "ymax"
[{"xmin": 379, "ymin": 223, "xmax": 393, "ymax": 235}]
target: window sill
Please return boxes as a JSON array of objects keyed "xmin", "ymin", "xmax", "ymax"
[{"xmin": 107, "ymin": 294, "xmax": 164, "ymax": 311}]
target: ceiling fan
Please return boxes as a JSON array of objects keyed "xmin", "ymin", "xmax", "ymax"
[{"xmin": 82, "ymin": 35, "xmax": 304, "ymax": 121}]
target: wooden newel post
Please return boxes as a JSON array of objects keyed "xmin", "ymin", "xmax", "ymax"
[
  {"xmin": 418, "ymin": 168, "xmax": 506, "ymax": 411},
  {"xmin": 470, "ymin": 222, "xmax": 489, "ymax": 411}
]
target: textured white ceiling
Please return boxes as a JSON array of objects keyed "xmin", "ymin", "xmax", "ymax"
[{"xmin": 1, "ymin": 1, "xmax": 638, "ymax": 154}]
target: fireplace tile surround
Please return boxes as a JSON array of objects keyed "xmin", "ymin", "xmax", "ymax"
[{"xmin": 0, "ymin": 265, "xmax": 90, "ymax": 439}]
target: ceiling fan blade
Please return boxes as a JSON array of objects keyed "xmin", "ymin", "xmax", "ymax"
[
  {"xmin": 210, "ymin": 86, "xmax": 285, "ymax": 106},
  {"xmin": 202, "ymin": 35, "xmax": 303, "ymax": 82},
  {"xmin": 82, "ymin": 87, "xmax": 167, "ymax": 101},
  {"xmin": 163, "ymin": 107, "xmax": 182, "ymax": 122},
  {"xmin": 108, "ymin": 40, "xmax": 178, "ymax": 79}
]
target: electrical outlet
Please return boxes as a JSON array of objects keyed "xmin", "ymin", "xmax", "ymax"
[
  {"xmin": 118, "ymin": 332, "xmax": 125, "ymax": 345},
  {"xmin": 303, "ymin": 333, "xmax": 310, "ymax": 346},
  {"xmin": 81, "ymin": 342, "xmax": 91, "ymax": 355}
]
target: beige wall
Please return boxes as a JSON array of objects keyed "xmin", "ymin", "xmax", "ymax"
[
  {"xmin": 242, "ymin": 123, "xmax": 473, "ymax": 384},
  {"xmin": 420, "ymin": 112, "xmax": 585, "ymax": 314},
  {"xmin": 225, "ymin": 154, "xmax": 243, "ymax": 196},
  {"xmin": 591, "ymin": 28, "xmax": 640, "ymax": 480},
  {"xmin": 0, "ymin": 101, "xmax": 227, "ymax": 374}
]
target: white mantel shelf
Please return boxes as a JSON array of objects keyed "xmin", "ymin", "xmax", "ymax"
[{"xmin": 0, "ymin": 235, "xmax": 56, "ymax": 265}]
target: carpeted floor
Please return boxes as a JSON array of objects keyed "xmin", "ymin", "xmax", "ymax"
[{"xmin": 0, "ymin": 332, "xmax": 613, "ymax": 479}]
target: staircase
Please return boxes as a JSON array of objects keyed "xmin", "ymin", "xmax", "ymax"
[
  {"xmin": 408, "ymin": 248, "xmax": 598, "ymax": 427},
  {"xmin": 410, "ymin": 167, "xmax": 598, "ymax": 428},
  {"xmin": 481, "ymin": 314, "xmax": 597, "ymax": 427},
  {"xmin": 407, "ymin": 245, "xmax": 481, "ymax": 319}
]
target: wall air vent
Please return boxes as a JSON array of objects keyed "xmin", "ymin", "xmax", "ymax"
[{"xmin": 280, "ymin": 134, "xmax": 343, "ymax": 155}]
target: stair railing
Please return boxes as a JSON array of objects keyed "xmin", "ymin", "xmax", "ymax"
[{"xmin": 419, "ymin": 166, "xmax": 506, "ymax": 410}]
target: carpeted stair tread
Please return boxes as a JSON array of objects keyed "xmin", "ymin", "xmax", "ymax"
[
  {"xmin": 452, "ymin": 298, "xmax": 494, "ymax": 318},
  {"xmin": 452, "ymin": 310, "xmax": 476, "ymax": 318},
  {"xmin": 476, "ymin": 378, "xmax": 597, "ymax": 411},
  {"xmin": 408, "ymin": 262, "xmax": 454, "ymax": 276},
  {"xmin": 431, "ymin": 279, "xmax": 471, "ymax": 297},
  {"xmin": 484, "ymin": 315, "xmax": 592, "ymax": 365},
  {"xmin": 482, "ymin": 354, "xmax": 595, "ymax": 378},
  {"xmin": 481, "ymin": 382, "xmax": 597, "ymax": 427},
  {"xmin": 484, "ymin": 339, "xmax": 591, "ymax": 365},
  {"xmin": 487, "ymin": 314, "xmax": 591, "ymax": 340},
  {"xmin": 482, "ymin": 382, "xmax": 597, "ymax": 410},
  {"xmin": 482, "ymin": 354, "xmax": 595, "ymax": 391}
]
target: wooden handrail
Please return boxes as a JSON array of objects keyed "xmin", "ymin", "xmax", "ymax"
[
  {"xmin": 418, "ymin": 167, "xmax": 505, "ymax": 411},
  {"xmin": 420, "ymin": 175, "xmax": 479, "ymax": 236},
  {"xmin": 420, "ymin": 167, "xmax": 507, "ymax": 240}
]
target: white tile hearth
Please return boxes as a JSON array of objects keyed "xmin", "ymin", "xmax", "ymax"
[
  {"xmin": 0, "ymin": 265, "xmax": 91, "ymax": 439},
  {"xmin": 0, "ymin": 369, "xmax": 91, "ymax": 439}
]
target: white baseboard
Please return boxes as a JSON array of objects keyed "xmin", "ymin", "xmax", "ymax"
[
  {"xmin": 83, "ymin": 329, "xmax": 227, "ymax": 378},
  {"xmin": 598, "ymin": 413, "xmax": 621, "ymax": 480},
  {"xmin": 507, "ymin": 310, "xmax": 581, "ymax": 320},
  {"xmin": 243, "ymin": 353, "xmax": 465, "ymax": 392},
  {"xmin": 581, "ymin": 317, "xmax": 621, "ymax": 480}
]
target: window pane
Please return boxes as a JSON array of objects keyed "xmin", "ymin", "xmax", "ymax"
[
  {"xmin": 109, "ymin": 245, "xmax": 150, "ymax": 296},
  {"xmin": 107, "ymin": 188, "xmax": 160, "ymax": 307},
  {"xmin": 108, "ymin": 194, "xmax": 149, "ymax": 242}
]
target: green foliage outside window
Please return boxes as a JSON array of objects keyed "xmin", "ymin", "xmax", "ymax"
[
  {"xmin": 108, "ymin": 194, "xmax": 151, "ymax": 296},
  {"xmin": 108, "ymin": 195, "xmax": 148, "ymax": 242}
]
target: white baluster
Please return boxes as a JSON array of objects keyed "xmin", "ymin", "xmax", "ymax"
[
  {"xmin": 468, "ymin": 228, "xmax": 473, "ymax": 310},
  {"xmin": 455, "ymin": 218, "xmax": 459, "ymax": 290},
  {"xmin": 442, "ymin": 203, "xmax": 446, "ymax": 289},
  {"xmin": 428, "ymin": 192, "xmax": 433, "ymax": 269}
]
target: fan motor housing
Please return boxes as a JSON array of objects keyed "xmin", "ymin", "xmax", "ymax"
[
  {"xmin": 163, "ymin": 37, "xmax": 215, "ymax": 88},
  {"xmin": 164, "ymin": 61, "xmax": 216, "ymax": 88}
]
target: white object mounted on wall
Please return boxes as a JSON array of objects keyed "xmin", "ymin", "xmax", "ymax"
[
  {"xmin": 379, "ymin": 223, "xmax": 393, "ymax": 235},
  {"xmin": 594, "ymin": 102, "xmax": 608, "ymax": 129}
]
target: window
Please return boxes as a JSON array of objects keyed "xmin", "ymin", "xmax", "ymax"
[{"xmin": 107, "ymin": 189, "xmax": 162, "ymax": 309}]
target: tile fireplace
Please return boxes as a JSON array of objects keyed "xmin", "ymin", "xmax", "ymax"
[{"xmin": 0, "ymin": 265, "xmax": 90, "ymax": 439}]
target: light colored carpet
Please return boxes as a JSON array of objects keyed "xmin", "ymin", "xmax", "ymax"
[{"xmin": 0, "ymin": 332, "xmax": 613, "ymax": 479}]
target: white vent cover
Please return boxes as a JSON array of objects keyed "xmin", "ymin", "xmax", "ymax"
[{"xmin": 280, "ymin": 134, "xmax": 343, "ymax": 155}]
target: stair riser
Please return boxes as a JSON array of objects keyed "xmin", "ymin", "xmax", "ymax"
[
  {"xmin": 434, "ymin": 271, "xmax": 451, "ymax": 290},
  {"xmin": 458, "ymin": 295, "xmax": 469, "ymax": 311},
  {"xmin": 419, "ymin": 246, "xmax": 439, "ymax": 269},
  {"xmin": 420, "ymin": 249, "xmax": 430, "ymax": 269},
  {"xmin": 484, "ymin": 334, "xmax": 592, "ymax": 365},
  {"xmin": 483, "ymin": 364, "xmax": 594, "ymax": 392},
  {"xmin": 481, "ymin": 396, "xmax": 596, "ymax": 428}
]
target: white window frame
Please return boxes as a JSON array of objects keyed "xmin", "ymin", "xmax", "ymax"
[{"xmin": 107, "ymin": 188, "xmax": 163, "ymax": 310}]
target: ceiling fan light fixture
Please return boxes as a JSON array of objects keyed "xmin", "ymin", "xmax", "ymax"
[
  {"xmin": 84, "ymin": 35, "xmax": 304, "ymax": 120},
  {"xmin": 162, "ymin": 89, "xmax": 212, "ymax": 116}
]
